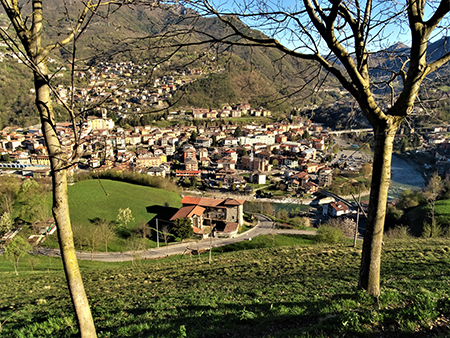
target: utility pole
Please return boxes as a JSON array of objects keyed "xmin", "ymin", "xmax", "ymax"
[
  {"xmin": 209, "ymin": 232, "xmax": 213, "ymax": 264},
  {"xmin": 353, "ymin": 184, "xmax": 361, "ymax": 248},
  {"xmin": 156, "ymin": 218, "xmax": 159, "ymax": 248}
]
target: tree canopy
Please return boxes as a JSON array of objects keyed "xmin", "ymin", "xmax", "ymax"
[
  {"xmin": 172, "ymin": 217, "xmax": 194, "ymax": 240},
  {"xmin": 4, "ymin": 236, "xmax": 32, "ymax": 276}
]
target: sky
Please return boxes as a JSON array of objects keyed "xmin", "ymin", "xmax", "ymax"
[{"xmin": 201, "ymin": 0, "xmax": 450, "ymax": 54}]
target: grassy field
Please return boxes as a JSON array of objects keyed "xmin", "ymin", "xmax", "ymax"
[
  {"xmin": 0, "ymin": 237, "xmax": 449, "ymax": 337},
  {"xmin": 44, "ymin": 179, "xmax": 182, "ymax": 251},
  {"xmin": 213, "ymin": 234, "xmax": 316, "ymax": 252},
  {"xmin": 67, "ymin": 179, "xmax": 182, "ymax": 227}
]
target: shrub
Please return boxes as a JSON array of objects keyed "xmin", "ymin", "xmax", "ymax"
[
  {"xmin": 74, "ymin": 169, "xmax": 180, "ymax": 193},
  {"xmin": 276, "ymin": 209, "xmax": 289, "ymax": 221},
  {"xmin": 328, "ymin": 217, "xmax": 357, "ymax": 237},
  {"xmin": 422, "ymin": 221, "xmax": 444, "ymax": 238},
  {"xmin": 316, "ymin": 225, "xmax": 345, "ymax": 244},
  {"xmin": 291, "ymin": 216, "xmax": 310, "ymax": 229},
  {"xmin": 384, "ymin": 225, "xmax": 411, "ymax": 239}
]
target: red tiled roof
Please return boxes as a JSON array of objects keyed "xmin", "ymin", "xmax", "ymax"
[
  {"xmin": 170, "ymin": 205, "xmax": 205, "ymax": 221},
  {"xmin": 223, "ymin": 198, "xmax": 245, "ymax": 206},
  {"xmin": 329, "ymin": 202, "xmax": 349, "ymax": 211},
  {"xmin": 293, "ymin": 171, "xmax": 309, "ymax": 179},
  {"xmin": 181, "ymin": 196, "xmax": 201, "ymax": 205},
  {"xmin": 181, "ymin": 196, "xmax": 223, "ymax": 207},
  {"xmin": 197, "ymin": 197, "xmax": 223, "ymax": 207}
]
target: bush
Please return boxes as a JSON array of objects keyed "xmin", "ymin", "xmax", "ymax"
[
  {"xmin": 421, "ymin": 222, "xmax": 444, "ymax": 238},
  {"xmin": 291, "ymin": 216, "xmax": 310, "ymax": 229},
  {"xmin": 384, "ymin": 225, "xmax": 411, "ymax": 239},
  {"xmin": 315, "ymin": 225, "xmax": 345, "ymax": 244},
  {"xmin": 276, "ymin": 209, "xmax": 289, "ymax": 221},
  {"xmin": 73, "ymin": 170, "xmax": 180, "ymax": 193},
  {"xmin": 328, "ymin": 217, "xmax": 357, "ymax": 237}
]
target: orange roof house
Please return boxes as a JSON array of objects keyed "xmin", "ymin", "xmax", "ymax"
[
  {"xmin": 171, "ymin": 196, "xmax": 246, "ymax": 238},
  {"xmin": 170, "ymin": 205, "xmax": 206, "ymax": 221}
]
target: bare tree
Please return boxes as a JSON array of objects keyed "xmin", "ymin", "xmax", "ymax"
[
  {"xmin": 176, "ymin": 0, "xmax": 450, "ymax": 296},
  {"xmin": 126, "ymin": 236, "xmax": 145, "ymax": 265},
  {"xmin": 422, "ymin": 172, "xmax": 444, "ymax": 237},
  {"xmin": 0, "ymin": 1, "xmax": 126, "ymax": 335},
  {"xmin": 4, "ymin": 235, "xmax": 32, "ymax": 275},
  {"xmin": 72, "ymin": 223, "xmax": 86, "ymax": 260},
  {"xmin": 95, "ymin": 219, "xmax": 116, "ymax": 253},
  {"xmin": 136, "ymin": 221, "xmax": 150, "ymax": 239},
  {"xmin": 85, "ymin": 226, "xmax": 100, "ymax": 262},
  {"xmin": 160, "ymin": 224, "xmax": 173, "ymax": 253}
]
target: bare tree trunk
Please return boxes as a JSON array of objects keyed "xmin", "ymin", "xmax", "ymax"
[
  {"xmin": 358, "ymin": 122, "xmax": 399, "ymax": 296},
  {"xmin": 35, "ymin": 66, "xmax": 97, "ymax": 337}
]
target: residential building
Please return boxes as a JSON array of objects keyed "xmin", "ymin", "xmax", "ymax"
[
  {"xmin": 328, "ymin": 202, "xmax": 351, "ymax": 217},
  {"xmin": 170, "ymin": 196, "xmax": 245, "ymax": 238}
]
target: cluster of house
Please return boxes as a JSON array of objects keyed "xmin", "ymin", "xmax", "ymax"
[
  {"xmin": 177, "ymin": 104, "xmax": 272, "ymax": 120},
  {"xmin": 64, "ymin": 61, "xmax": 195, "ymax": 114},
  {"xmin": 168, "ymin": 192, "xmax": 366, "ymax": 238},
  {"xmin": 0, "ymin": 113, "xmax": 331, "ymax": 179}
]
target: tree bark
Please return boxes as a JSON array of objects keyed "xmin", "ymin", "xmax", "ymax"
[
  {"xmin": 358, "ymin": 121, "xmax": 400, "ymax": 296},
  {"xmin": 35, "ymin": 64, "xmax": 97, "ymax": 337}
]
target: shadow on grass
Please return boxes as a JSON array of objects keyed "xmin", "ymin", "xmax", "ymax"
[
  {"xmin": 146, "ymin": 205, "xmax": 179, "ymax": 222},
  {"xmin": 90, "ymin": 258, "xmax": 450, "ymax": 337},
  {"xmin": 92, "ymin": 295, "xmax": 450, "ymax": 338}
]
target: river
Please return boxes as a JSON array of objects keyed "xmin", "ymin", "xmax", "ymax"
[{"xmin": 388, "ymin": 154, "xmax": 425, "ymax": 199}]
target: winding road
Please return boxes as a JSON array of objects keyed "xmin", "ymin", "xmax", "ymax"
[{"xmin": 32, "ymin": 215, "xmax": 317, "ymax": 262}]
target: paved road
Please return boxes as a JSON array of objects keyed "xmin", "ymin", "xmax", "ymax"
[{"xmin": 32, "ymin": 215, "xmax": 317, "ymax": 262}]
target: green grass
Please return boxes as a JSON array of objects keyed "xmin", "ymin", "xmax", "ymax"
[
  {"xmin": 0, "ymin": 238, "xmax": 449, "ymax": 337},
  {"xmin": 273, "ymin": 203, "xmax": 311, "ymax": 214},
  {"xmin": 434, "ymin": 200, "xmax": 450, "ymax": 223},
  {"xmin": 0, "ymin": 253, "xmax": 131, "ymax": 273},
  {"xmin": 247, "ymin": 183, "xmax": 270, "ymax": 189},
  {"xmin": 43, "ymin": 179, "xmax": 182, "ymax": 251},
  {"xmin": 238, "ymin": 223, "xmax": 253, "ymax": 233},
  {"xmin": 68, "ymin": 179, "xmax": 182, "ymax": 227},
  {"xmin": 213, "ymin": 234, "xmax": 316, "ymax": 252}
]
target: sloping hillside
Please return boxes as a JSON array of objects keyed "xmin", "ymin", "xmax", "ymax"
[{"xmin": 0, "ymin": 238, "xmax": 449, "ymax": 337}]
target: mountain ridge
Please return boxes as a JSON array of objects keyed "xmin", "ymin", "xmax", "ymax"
[{"xmin": 0, "ymin": 3, "xmax": 449, "ymax": 129}]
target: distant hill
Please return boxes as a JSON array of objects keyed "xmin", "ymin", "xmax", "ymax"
[
  {"xmin": 1, "ymin": 2, "xmax": 449, "ymax": 129},
  {"xmin": 368, "ymin": 38, "xmax": 450, "ymax": 79},
  {"xmin": 0, "ymin": 2, "xmax": 317, "ymax": 127}
]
